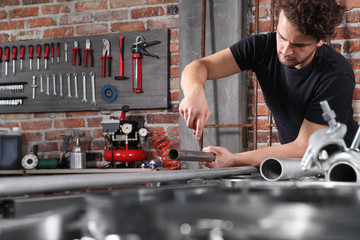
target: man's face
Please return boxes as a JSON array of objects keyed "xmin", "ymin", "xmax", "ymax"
[{"xmin": 276, "ymin": 10, "xmax": 324, "ymax": 69}]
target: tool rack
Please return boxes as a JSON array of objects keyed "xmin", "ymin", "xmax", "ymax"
[{"xmin": 0, "ymin": 29, "xmax": 169, "ymax": 113}]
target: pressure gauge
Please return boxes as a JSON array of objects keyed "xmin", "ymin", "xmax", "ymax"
[
  {"xmin": 139, "ymin": 128, "xmax": 148, "ymax": 137},
  {"xmin": 121, "ymin": 123, "xmax": 132, "ymax": 134}
]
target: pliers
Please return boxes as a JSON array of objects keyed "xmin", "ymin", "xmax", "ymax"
[
  {"xmin": 84, "ymin": 39, "xmax": 93, "ymax": 67},
  {"xmin": 72, "ymin": 41, "xmax": 81, "ymax": 66},
  {"xmin": 101, "ymin": 39, "xmax": 112, "ymax": 77}
]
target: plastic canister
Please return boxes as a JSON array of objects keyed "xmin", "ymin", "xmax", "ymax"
[{"xmin": 0, "ymin": 127, "xmax": 22, "ymax": 170}]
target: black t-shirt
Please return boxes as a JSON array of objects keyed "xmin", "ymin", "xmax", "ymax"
[{"xmin": 230, "ymin": 32, "xmax": 358, "ymax": 146}]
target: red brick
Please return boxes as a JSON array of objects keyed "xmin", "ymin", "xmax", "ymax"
[
  {"xmin": 0, "ymin": 11, "xmax": 7, "ymax": 19},
  {"xmin": 170, "ymin": 53, "xmax": 179, "ymax": 65},
  {"xmin": 0, "ymin": 20, "xmax": 24, "ymax": 31},
  {"xmin": 348, "ymin": 59, "xmax": 360, "ymax": 71},
  {"xmin": 45, "ymin": 130, "xmax": 66, "ymax": 141},
  {"xmin": 34, "ymin": 113, "xmax": 65, "ymax": 118},
  {"xmin": 0, "ymin": 34, "xmax": 10, "ymax": 42},
  {"xmin": 170, "ymin": 91, "xmax": 179, "ymax": 101},
  {"xmin": 355, "ymin": 72, "xmax": 360, "ymax": 84},
  {"xmin": 147, "ymin": 113, "xmax": 179, "ymax": 124},
  {"xmin": 147, "ymin": 17, "xmax": 178, "ymax": 30},
  {"xmin": 60, "ymin": 13, "xmax": 93, "ymax": 25},
  {"xmin": 170, "ymin": 79, "xmax": 179, "ymax": 90},
  {"xmin": 87, "ymin": 117, "xmax": 103, "ymax": 127},
  {"xmin": 11, "ymin": 30, "xmax": 41, "ymax": 41},
  {"xmin": 170, "ymin": 67, "xmax": 179, "ymax": 78},
  {"xmin": 169, "ymin": 102, "xmax": 179, "ymax": 112},
  {"xmin": 0, "ymin": 0, "xmax": 20, "ymax": 7},
  {"xmin": 92, "ymin": 140, "xmax": 105, "ymax": 150},
  {"xmin": 54, "ymin": 118, "xmax": 85, "ymax": 128},
  {"xmin": 110, "ymin": 0, "xmax": 145, "ymax": 8},
  {"xmin": 131, "ymin": 7, "xmax": 165, "ymax": 19},
  {"xmin": 167, "ymin": 4, "xmax": 178, "ymax": 15},
  {"xmin": 344, "ymin": 41, "xmax": 360, "ymax": 53},
  {"xmin": 21, "ymin": 120, "xmax": 52, "ymax": 130},
  {"xmin": 76, "ymin": 24, "xmax": 108, "ymax": 35},
  {"xmin": 167, "ymin": 126, "xmax": 179, "ymax": 137},
  {"xmin": 354, "ymin": 88, "xmax": 360, "ymax": 100},
  {"xmin": 23, "ymin": 0, "xmax": 51, "ymax": 4},
  {"xmin": 250, "ymin": 21, "xmax": 272, "ymax": 34},
  {"xmin": 111, "ymin": 21, "xmax": 145, "ymax": 32},
  {"xmin": 0, "ymin": 122, "xmax": 20, "ymax": 129},
  {"xmin": 66, "ymin": 112, "xmax": 98, "ymax": 117},
  {"xmin": 38, "ymin": 142, "xmax": 59, "ymax": 152},
  {"xmin": 43, "ymin": 27, "xmax": 74, "ymax": 38},
  {"xmin": 334, "ymin": 27, "xmax": 360, "ymax": 40},
  {"xmin": 28, "ymin": 17, "xmax": 56, "ymax": 28},
  {"xmin": 170, "ymin": 29, "xmax": 178, "ymax": 41},
  {"xmin": 147, "ymin": 0, "xmax": 178, "ymax": 4},
  {"xmin": 10, "ymin": 7, "xmax": 39, "ymax": 18},
  {"xmin": 75, "ymin": 0, "xmax": 107, "ymax": 12},
  {"xmin": 344, "ymin": 0, "xmax": 360, "ymax": 9},
  {"xmin": 42, "ymin": 5, "xmax": 71, "ymax": 14},
  {"xmin": 22, "ymin": 132, "xmax": 43, "ymax": 142},
  {"xmin": 94, "ymin": 10, "xmax": 128, "ymax": 22},
  {"xmin": 169, "ymin": 42, "xmax": 179, "ymax": 53},
  {"xmin": 0, "ymin": 113, "xmax": 31, "ymax": 120},
  {"xmin": 94, "ymin": 129, "xmax": 104, "ymax": 138}
]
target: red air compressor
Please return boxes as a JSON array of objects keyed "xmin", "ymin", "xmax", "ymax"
[{"xmin": 101, "ymin": 105, "xmax": 148, "ymax": 167}]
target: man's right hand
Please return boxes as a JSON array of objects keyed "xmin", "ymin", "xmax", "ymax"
[{"xmin": 179, "ymin": 88, "xmax": 210, "ymax": 139}]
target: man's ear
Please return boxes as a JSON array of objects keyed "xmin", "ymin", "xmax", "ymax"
[{"xmin": 316, "ymin": 39, "xmax": 325, "ymax": 47}]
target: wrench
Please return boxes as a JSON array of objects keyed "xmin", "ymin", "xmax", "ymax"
[
  {"xmin": 82, "ymin": 72, "xmax": 87, "ymax": 104},
  {"xmin": 59, "ymin": 73, "xmax": 63, "ymax": 98},
  {"xmin": 73, "ymin": 73, "xmax": 79, "ymax": 100},
  {"xmin": 40, "ymin": 75, "xmax": 43, "ymax": 93},
  {"xmin": 46, "ymin": 74, "xmax": 50, "ymax": 96},
  {"xmin": 67, "ymin": 73, "xmax": 72, "ymax": 98},
  {"xmin": 52, "ymin": 73, "xmax": 57, "ymax": 96},
  {"xmin": 31, "ymin": 75, "xmax": 37, "ymax": 100},
  {"xmin": 90, "ymin": 71, "xmax": 96, "ymax": 106}
]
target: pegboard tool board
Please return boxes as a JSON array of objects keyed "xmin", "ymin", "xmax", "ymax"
[{"xmin": 0, "ymin": 29, "xmax": 169, "ymax": 113}]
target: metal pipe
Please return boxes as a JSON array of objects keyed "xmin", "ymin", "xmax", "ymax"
[
  {"xmin": 326, "ymin": 151, "xmax": 360, "ymax": 183},
  {"xmin": 260, "ymin": 158, "xmax": 323, "ymax": 181},
  {"xmin": 168, "ymin": 148, "xmax": 215, "ymax": 162},
  {"xmin": 0, "ymin": 167, "xmax": 258, "ymax": 197}
]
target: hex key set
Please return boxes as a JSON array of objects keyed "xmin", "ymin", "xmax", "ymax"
[{"xmin": 0, "ymin": 29, "xmax": 169, "ymax": 113}]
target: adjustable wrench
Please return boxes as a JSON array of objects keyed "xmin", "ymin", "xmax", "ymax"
[
  {"xmin": 40, "ymin": 75, "xmax": 44, "ymax": 93},
  {"xmin": 73, "ymin": 73, "xmax": 79, "ymax": 100},
  {"xmin": 46, "ymin": 74, "xmax": 50, "ymax": 96},
  {"xmin": 82, "ymin": 72, "xmax": 87, "ymax": 104},
  {"xmin": 90, "ymin": 71, "xmax": 96, "ymax": 106},
  {"xmin": 52, "ymin": 73, "xmax": 57, "ymax": 96},
  {"xmin": 59, "ymin": 73, "xmax": 63, "ymax": 98},
  {"xmin": 67, "ymin": 73, "xmax": 72, "ymax": 98}
]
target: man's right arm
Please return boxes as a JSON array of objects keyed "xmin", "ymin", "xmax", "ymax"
[{"xmin": 179, "ymin": 48, "xmax": 241, "ymax": 139}]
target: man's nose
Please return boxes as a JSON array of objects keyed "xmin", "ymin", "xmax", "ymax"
[{"xmin": 282, "ymin": 42, "xmax": 293, "ymax": 56}]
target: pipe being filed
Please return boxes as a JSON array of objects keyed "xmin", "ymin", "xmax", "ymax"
[
  {"xmin": 260, "ymin": 158, "xmax": 323, "ymax": 181},
  {"xmin": 168, "ymin": 149, "xmax": 216, "ymax": 162},
  {"xmin": 0, "ymin": 166, "xmax": 257, "ymax": 197}
]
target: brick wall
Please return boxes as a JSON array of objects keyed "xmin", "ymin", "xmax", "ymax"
[
  {"xmin": 0, "ymin": 0, "xmax": 180, "ymax": 162},
  {"xmin": 249, "ymin": 0, "xmax": 360, "ymax": 149}
]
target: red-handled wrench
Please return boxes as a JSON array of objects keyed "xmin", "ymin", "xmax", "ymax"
[
  {"xmin": 101, "ymin": 39, "xmax": 112, "ymax": 77},
  {"xmin": 114, "ymin": 36, "xmax": 128, "ymax": 80}
]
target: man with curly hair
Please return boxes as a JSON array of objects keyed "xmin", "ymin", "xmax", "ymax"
[{"xmin": 179, "ymin": 0, "xmax": 358, "ymax": 168}]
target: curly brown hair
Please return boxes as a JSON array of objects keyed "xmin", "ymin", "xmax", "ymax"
[{"xmin": 276, "ymin": 0, "xmax": 346, "ymax": 40}]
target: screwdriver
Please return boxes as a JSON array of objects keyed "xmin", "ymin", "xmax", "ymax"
[
  {"xmin": 36, "ymin": 44, "xmax": 41, "ymax": 70},
  {"xmin": 29, "ymin": 45, "xmax": 34, "ymax": 71},
  {"xmin": 56, "ymin": 42, "xmax": 60, "ymax": 63},
  {"xmin": 20, "ymin": 45, "xmax": 25, "ymax": 71},
  {"xmin": 51, "ymin": 42, "xmax": 54, "ymax": 64},
  {"xmin": 12, "ymin": 46, "xmax": 17, "ymax": 75},
  {"xmin": 44, "ymin": 43, "xmax": 50, "ymax": 70},
  {"xmin": 4, "ymin": 47, "xmax": 10, "ymax": 76}
]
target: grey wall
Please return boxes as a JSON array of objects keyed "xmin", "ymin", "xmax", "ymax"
[{"xmin": 179, "ymin": 0, "xmax": 249, "ymax": 169}]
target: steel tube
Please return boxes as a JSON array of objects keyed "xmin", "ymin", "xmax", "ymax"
[
  {"xmin": 260, "ymin": 158, "xmax": 323, "ymax": 181},
  {"xmin": 326, "ymin": 151, "xmax": 360, "ymax": 183},
  {"xmin": 0, "ymin": 167, "xmax": 257, "ymax": 197},
  {"xmin": 168, "ymin": 149, "xmax": 216, "ymax": 162}
]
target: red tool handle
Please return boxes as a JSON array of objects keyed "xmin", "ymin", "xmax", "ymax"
[
  {"xmin": 29, "ymin": 45, "xmax": 34, "ymax": 59},
  {"xmin": 57, "ymin": 42, "xmax": 60, "ymax": 57},
  {"xmin": 44, "ymin": 44, "xmax": 50, "ymax": 58},
  {"xmin": 20, "ymin": 46, "xmax": 25, "ymax": 59},
  {"xmin": 101, "ymin": 55, "xmax": 106, "ymax": 77},
  {"xmin": 51, "ymin": 43, "xmax": 54, "ymax": 58},
  {"xmin": 119, "ymin": 35, "xmax": 125, "ymax": 76},
  {"xmin": 36, "ymin": 44, "xmax": 41, "ymax": 58},
  {"xmin": 4, "ymin": 47, "xmax": 10, "ymax": 61},
  {"xmin": 12, "ymin": 46, "xmax": 17, "ymax": 60},
  {"xmin": 132, "ymin": 53, "xmax": 142, "ymax": 93},
  {"xmin": 0, "ymin": 47, "xmax": 2, "ymax": 63}
]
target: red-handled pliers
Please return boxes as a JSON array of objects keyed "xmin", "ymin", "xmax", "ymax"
[
  {"xmin": 101, "ymin": 39, "xmax": 112, "ymax": 77},
  {"xmin": 72, "ymin": 41, "xmax": 81, "ymax": 66},
  {"xmin": 84, "ymin": 39, "xmax": 93, "ymax": 67}
]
